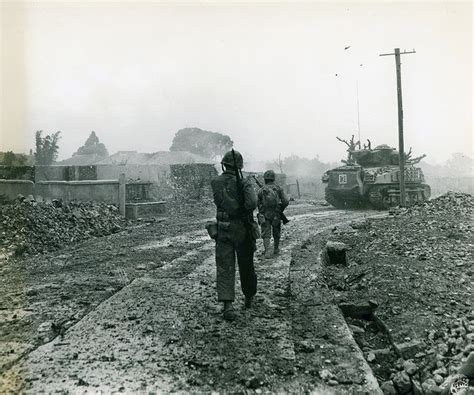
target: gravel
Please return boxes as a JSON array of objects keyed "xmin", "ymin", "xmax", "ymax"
[{"xmin": 322, "ymin": 191, "xmax": 473, "ymax": 394}]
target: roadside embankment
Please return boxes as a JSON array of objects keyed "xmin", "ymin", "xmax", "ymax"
[
  {"xmin": 289, "ymin": 221, "xmax": 383, "ymax": 394},
  {"xmin": 319, "ymin": 192, "xmax": 473, "ymax": 394}
]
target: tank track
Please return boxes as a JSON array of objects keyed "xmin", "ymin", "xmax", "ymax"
[
  {"xmin": 325, "ymin": 187, "xmax": 348, "ymax": 209},
  {"xmin": 368, "ymin": 184, "xmax": 431, "ymax": 210},
  {"xmin": 368, "ymin": 186, "xmax": 390, "ymax": 210},
  {"xmin": 325, "ymin": 187, "xmax": 364, "ymax": 209}
]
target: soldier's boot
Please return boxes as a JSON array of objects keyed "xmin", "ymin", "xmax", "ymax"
[
  {"xmin": 274, "ymin": 238, "xmax": 280, "ymax": 256},
  {"xmin": 223, "ymin": 301, "xmax": 236, "ymax": 321},
  {"xmin": 263, "ymin": 239, "xmax": 272, "ymax": 259}
]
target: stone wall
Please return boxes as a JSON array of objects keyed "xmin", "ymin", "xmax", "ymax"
[
  {"xmin": 35, "ymin": 166, "xmax": 67, "ymax": 181},
  {"xmin": 36, "ymin": 165, "xmax": 96, "ymax": 181},
  {"xmin": 30, "ymin": 163, "xmax": 219, "ymax": 201},
  {"xmin": 1, "ymin": 178, "xmax": 135, "ymax": 215},
  {"xmin": 0, "ymin": 180, "xmax": 35, "ymax": 200},
  {"xmin": 35, "ymin": 180, "xmax": 120, "ymax": 205},
  {"xmin": 96, "ymin": 164, "xmax": 172, "ymax": 200},
  {"xmin": 126, "ymin": 182, "xmax": 154, "ymax": 202},
  {"xmin": 78, "ymin": 166, "xmax": 97, "ymax": 180}
]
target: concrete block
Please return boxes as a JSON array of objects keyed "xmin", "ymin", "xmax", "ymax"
[{"xmin": 125, "ymin": 201, "xmax": 166, "ymax": 220}]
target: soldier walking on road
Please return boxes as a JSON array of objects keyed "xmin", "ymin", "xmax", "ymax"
[
  {"xmin": 209, "ymin": 150, "xmax": 258, "ymax": 321},
  {"xmin": 257, "ymin": 170, "xmax": 289, "ymax": 258}
]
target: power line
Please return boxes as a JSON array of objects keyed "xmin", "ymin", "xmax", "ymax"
[{"xmin": 379, "ymin": 48, "xmax": 416, "ymax": 207}]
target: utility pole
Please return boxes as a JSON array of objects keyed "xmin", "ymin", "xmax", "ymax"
[
  {"xmin": 356, "ymin": 80, "xmax": 361, "ymax": 147},
  {"xmin": 379, "ymin": 48, "xmax": 416, "ymax": 206}
]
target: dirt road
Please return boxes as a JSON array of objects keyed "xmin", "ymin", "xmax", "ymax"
[{"xmin": 0, "ymin": 203, "xmax": 381, "ymax": 393}]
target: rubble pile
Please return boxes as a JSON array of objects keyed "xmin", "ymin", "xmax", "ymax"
[
  {"xmin": 430, "ymin": 191, "xmax": 474, "ymax": 209},
  {"xmin": 394, "ymin": 191, "xmax": 473, "ymax": 215},
  {"xmin": 362, "ymin": 192, "xmax": 473, "ymax": 263},
  {"xmin": 321, "ymin": 192, "xmax": 473, "ymax": 394},
  {"xmin": 0, "ymin": 196, "xmax": 128, "ymax": 257},
  {"xmin": 379, "ymin": 322, "xmax": 474, "ymax": 394}
]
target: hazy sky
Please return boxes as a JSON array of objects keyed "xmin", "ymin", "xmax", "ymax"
[{"xmin": 1, "ymin": 0, "xmax": 472, "ymax": 163}]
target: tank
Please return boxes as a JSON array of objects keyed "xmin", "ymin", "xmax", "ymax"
[{"xmin": 321, "ymin": 142, "xmax": 431, "ymax": 209}]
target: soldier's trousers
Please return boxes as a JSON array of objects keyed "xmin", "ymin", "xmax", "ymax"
[
  {"xmin": 261, "ymin": 215, "xmax": 282, "ymax": 241},
  {"xmin": 215, "ymin": 233, "xmax": 257, "ymax": 302}
]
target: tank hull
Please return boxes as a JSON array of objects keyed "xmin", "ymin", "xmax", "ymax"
[{"xmin": 322, "ymin": 165, "xmax": 431, "ymax": 210}]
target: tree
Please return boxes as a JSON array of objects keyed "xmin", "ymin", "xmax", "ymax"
[
  {"xmin": 269, "ymin": 153, "xmax": 284, "ymax": 174},
  {"xmin": 404, "ymin": 147, "xmax": 426, "ymax": 165},
  {"xmin": 2, "ymin": 151, "xmax": 16, "ymax": 166},
  {"xmin": 73, "ymin": 131, "xmax": 109, "ymax": 157},
  {"xmin": 1, "ymin": 151, "xmax": 29, "ymax": 166},
  {"xmin": 337, "ymin": 135, "xmax": 361, "ymax": 164},
  {"xmin": 34, "ymin": 130, "xmax": 61, "ymax": 165},
  {"xmin": 170, "ymin": 128, "xmax": 233, "ymax": 160}
]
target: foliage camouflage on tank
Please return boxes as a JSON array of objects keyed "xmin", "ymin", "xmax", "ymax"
[{"xmin": 322, "ymin": 136, "xmax": 431, "ymax": 209}]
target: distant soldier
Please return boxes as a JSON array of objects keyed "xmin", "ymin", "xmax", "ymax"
[
  {"xmin": 210, "ymin": 150, "xmax": 258, "ymax": 321},
  {"xmin": 257, "ymin": 170, "xmax": 289, "ymax": 258}
]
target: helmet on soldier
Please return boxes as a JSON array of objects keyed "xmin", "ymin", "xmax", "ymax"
[
  {"xmin": 221, "ymin": 150, "xmax": 243, "ymax": 169},
  {"xmin": 263, "ymin": 170, "xmax": 276, "ymax": 181}
]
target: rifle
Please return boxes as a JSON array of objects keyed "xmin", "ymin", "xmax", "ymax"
[
  {"xmin": 232, "ymin": 150, "xmax": 254, "ymax": 228},
  {"xmin": 252, "ymin": 175, "xmax": 290, "ymax": 225}
]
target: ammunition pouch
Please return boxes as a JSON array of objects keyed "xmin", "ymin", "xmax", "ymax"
[
  {"xmin": 217, "ymin": 220, "xmax": 231, "ymax": 232},
  {"xmin": 216, "ymin": 210, "xmax": 260, "ymax": 242},
  {"xmin": 205, "ymin": 221, "xmax": 218, "ymax": 240},
  {"xmin": 215, "ymin": 220, "xmax": 244, "ymax": 244}
]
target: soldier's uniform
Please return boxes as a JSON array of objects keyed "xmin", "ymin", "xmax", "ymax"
[
  {"xmin": 258, "ymin": 170, "xmax": 289, "ymax": 257},
  {"xmin": 211, "ymin": 150, "xmax": 258, "ymax": 320}
]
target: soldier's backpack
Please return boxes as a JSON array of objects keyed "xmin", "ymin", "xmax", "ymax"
[{"xmin": 262, "ymin": 185, "xmax": 280, "ymax": 210}]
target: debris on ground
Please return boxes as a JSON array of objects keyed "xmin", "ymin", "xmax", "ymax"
[
  {"xmin": 0, "ymin": 202, "xmax": 374, "ymax": 393},
  {"xmin": 322, "ymin": 192, "xmax": 473, "ymax": 394},
  {"xmin": 0, "ymin": 196, "xmax": 129, "ymax": 257},
  {"xmin": 393, "ymin": 191, "xmax": 474, "ymax": 216}
]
